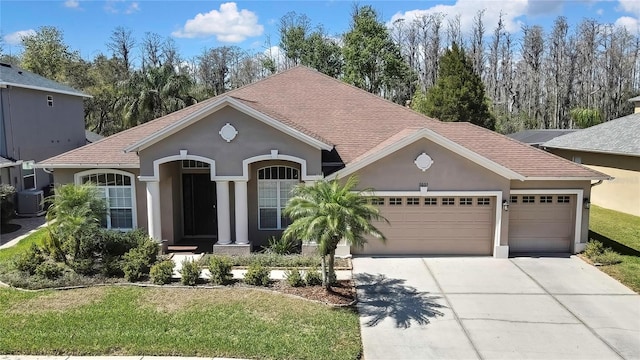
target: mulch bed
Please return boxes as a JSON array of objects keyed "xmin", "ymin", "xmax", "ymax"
[{"xmin": 271, "ymin": 280, "xmax": 356, "ymax": 305}]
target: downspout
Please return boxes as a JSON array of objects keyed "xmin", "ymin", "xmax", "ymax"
[{"xmin": 591, "ymin": 179, "xmax": 604, "ymax": 188}]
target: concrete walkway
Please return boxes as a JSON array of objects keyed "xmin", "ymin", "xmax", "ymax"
[
  {"xmin": 0, "ymin": 216, "xmax": 46, "ymax": 249},
  {"xmin": 354, "ymin": 256, "xmax": 640, "ymax": 360}
]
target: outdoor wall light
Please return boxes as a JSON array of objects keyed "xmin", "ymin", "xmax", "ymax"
[
  {"xmin": 583, "ymin": 198, "xmax": 591, "ymax": 209},
  {"xmin": 502, "ymin": 199, "xmax": 509, "ymax": 211}
]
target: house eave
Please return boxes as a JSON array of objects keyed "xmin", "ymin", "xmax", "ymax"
[
  {"xmin": 333, "ymin": 128, "xmax": 526, "ymax": 181},
  {"xmin": 0, "ymin": 82, "xmax": 92, "ymax": 98},
  {"xmin": 543, "ymin": 145, "xmax": 640, "ymax": 158},
  {"xmin": 123, "ymin": 96, "xmax": 333, "ymax": 153},
  {"xmin": 34, "ymin": 163, "xmax": 140, "ymax": 169}
]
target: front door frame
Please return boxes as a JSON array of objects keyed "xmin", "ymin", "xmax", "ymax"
[{"xmin": 181, "ymin": 172, "xmax": 218, "ymax": 238}]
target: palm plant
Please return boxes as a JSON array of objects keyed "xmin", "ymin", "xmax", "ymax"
[
  {"xmin": 282, "ymin": 176, "xmax": 387, "ymax": 288},
  {"xmin": 45, "ymin": 183, "xmax": 107, "ymax": 262}
]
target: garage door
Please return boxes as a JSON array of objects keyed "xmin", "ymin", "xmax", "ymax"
[
  {"xmin": 508, "ymin": 194, "xmax": 574, "ymax": 253},
  {"xmin": 353, "ymin": 196, "xmax": 495, "ymax": 256}
]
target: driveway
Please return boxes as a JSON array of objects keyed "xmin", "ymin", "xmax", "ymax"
[{"xmin": 353, "ymin": 256, "xmax": 640, "ymax": 360}]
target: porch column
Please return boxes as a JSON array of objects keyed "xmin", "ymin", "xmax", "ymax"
[
  {"xmin": 145, "ymin": 180, "xmax": 162, "ymax": 242},
  {"xmin": 216, "ymin": 181, "xmax": 231, "ymax": 245},
  {"xmin": 234, "ymin": 180, "xmax": 249, "ymax": 244}
]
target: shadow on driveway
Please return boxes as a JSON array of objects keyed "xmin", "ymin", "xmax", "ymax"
[{"xmin": 355, "ymin": 273, "xmax": 446, "ymax": 329}]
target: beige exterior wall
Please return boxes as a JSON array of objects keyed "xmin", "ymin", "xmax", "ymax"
[
  {"xmin": 139, "ymin": 106, "xmax": 322, "ymax": 178},
  {"xmin": 52, "ymin": 168, "xmax": 148, "ymax": 233},
  {"xmin": 548, "ymin": 149, "xmax": 639, "ymax": 217}
]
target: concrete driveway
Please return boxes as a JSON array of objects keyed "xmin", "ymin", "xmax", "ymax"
[{"xmin": 353, "ymin": 256, "xmax": 640, "ymax": 360}]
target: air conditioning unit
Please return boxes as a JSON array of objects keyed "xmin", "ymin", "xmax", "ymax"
[{"xmin": 17, "ymin": 189, "xmax": 45, "ymax": 216}]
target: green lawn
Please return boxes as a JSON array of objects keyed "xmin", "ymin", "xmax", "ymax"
[
  {"xmin": 589, "ymin": 205, "xmax": 640, "ymax": 293},
  {"xmin": 0, "ymin": 286, "xmax": 361, "ymax": 359},
  {"xmin": 0, "ymin": 228, "xmax": 361, "ymax": 359}
]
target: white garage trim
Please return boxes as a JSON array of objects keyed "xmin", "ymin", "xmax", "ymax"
[
  {"xmin": 510, "ymin": 189, "xmax": 584, "ymax": 253},
  {"xmin": 368, "ymin": 190, "xmax": 505, "ymax": 258}
]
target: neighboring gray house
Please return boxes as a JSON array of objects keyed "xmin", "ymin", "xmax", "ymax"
[
  {"xmin": 507, "ymin": 129, "xmax": 577, "ymax": 148},
  {"xmin": 0, "ymin": 63, "xmax": 90, "ymax": 213}
]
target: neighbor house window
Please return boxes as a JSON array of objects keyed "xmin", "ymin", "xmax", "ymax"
[
  {"xmin": 424, "ymin": 197, "xmax": 437, "ymax": 205},
  {"xmin": 389, "ymin": 197, "xmax": 403, "ymax": 205},
  {"xmin": 523, "ymin": 196, "xmax": 535, "ymax": 204},
  {"xmin": 557, "ymin": 196, "xmax": 571, "ymax": 203},
  {"xmin": 477, "ymin": 198, "xmax": 491, "ymax": 206},
  {"xmin": 442, "ymin": 198, "xmax": 455, "ymax": 206},
  {"xmin": 47, "ymin": 95, "xmax": 53, "ymax": 107},
  {"xmin": 76, "ymin": 170, "xmax": 136, "ymax": 230},
  {"xmin": 460, "ymin": 197, "xmax": 473, "ymax": 205},
  {"xmin": 257, "ymin": 166, "xmax": 299, "ymax": 230},
  {"xmin": 407, "ymin": 197, "xmax": 420, "ymax": 205},
  {"xmin": 22, "ymin": 162, "xmax": 36, "ymax": 189}
]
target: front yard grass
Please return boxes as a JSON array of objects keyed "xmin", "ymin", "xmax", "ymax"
[
  {"xmin": 589, "ymin": 205, "xmax": 640, "ymax": 293},
  {"xmin": 0, "ymin": 286, "xmax": 361, "ymax": 359}
]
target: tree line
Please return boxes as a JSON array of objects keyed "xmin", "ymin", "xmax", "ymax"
[{"xmin": 1, "ymin": 5, "xmax": 638, "ymax": 135}]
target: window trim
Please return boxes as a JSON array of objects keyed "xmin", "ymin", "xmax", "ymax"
[
  {"xmin": 257, "ymin": 165, "xmax": 299, "ymax": 230},
  {"xmin": 74, "ymin": 169, "xmax": 137, "ymax": 230}
]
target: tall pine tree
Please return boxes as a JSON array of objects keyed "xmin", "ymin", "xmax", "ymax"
[{"xmin": 412, "ymin": 42, "xmax": 495, "ymax": 130}]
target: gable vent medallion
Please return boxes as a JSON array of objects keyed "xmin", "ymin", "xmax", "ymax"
[
  {"xmin": 414, "ymin": 152, "xmax": 434, "ymax": 171},
  {"xmin": 219, "ymin": 123, "xmax": 238, "ymax": 142}
]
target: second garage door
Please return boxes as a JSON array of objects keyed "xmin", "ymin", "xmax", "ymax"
[
  {"xmin": 508, "ymin": 194, "xmax": 575, "ymax": 253},
  {"xmin": 353, "ymin": 196, "xmax": 495, "ymax": 256}
]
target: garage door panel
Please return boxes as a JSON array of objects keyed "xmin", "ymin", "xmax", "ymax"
[
  {"xmin": 353, "ymin": 196, "xmax": 495, "ymax": 256},
  {"xmin": 508, "ymin": 195, "xmax": 574, "ymax": 254}
]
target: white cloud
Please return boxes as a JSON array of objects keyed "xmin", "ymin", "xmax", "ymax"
[
  {"xmin": 388, "ymin": 0, "xmax": 538, "ymax": 36},
  {"xmin": 64, "ymin": 0, "xmax": 80, "ymax": 8},
  {"xmin": 172, "ymin": 2, "xmax": 264, "ymax": 43},
  {"xmin": 104, "ymin": 0, "xmax": 138, "ymax": 15},
  {"xmin": 3, "ymin": 29, "xmax": 36, "ymax": 45},
  {"xmin": 615, "ymin": 16, "xmax": 640, "ymax": 33},
  {"xmin": 596, "ymin": 8, "xmax": 604, "ymax": 16},
  {"xmin": 125, "ymin": 2, "xmax": 139, "ymax": 14},
  {"xmin": 619, "ymin": 0, "xmax": 640, "ymax": 15}
]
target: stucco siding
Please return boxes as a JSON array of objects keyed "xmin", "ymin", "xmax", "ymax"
[{"xmin": 139, "ymin": 106, "xmax": 322, "ymax": 178}]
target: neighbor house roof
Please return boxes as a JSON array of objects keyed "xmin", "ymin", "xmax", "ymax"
[
  {"xmin": 507, "ymin": 129, "xmax": 577, "ymax": 146},
  {"xmin": 0, "ymin": 156, "xmax": 20, "ymax": 169},
  {"xmin": 544, "ymin": 113, "xmax": 640, "ymax": 157},
  {"xmin": 39, "ymin": 66, "xmax": 607, "ymax": 180},
  {"xmin": 0, "ymin": 63, "xmax": 90, "ymax": 98}
]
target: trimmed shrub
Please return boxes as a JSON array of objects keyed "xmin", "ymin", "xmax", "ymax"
[
  {"xmin": 69, "ymin": 258, "xmax": 95, "ymax": 275},
  {"xmin": 13, "ymin": 244, "xmax": 45, "ymax": 275},
  {"xmin": 584, "ymin": 240, "xmax": 604, "ymax": 259},
  {"xmin": 209, "ymin": 255, "xmax": 233, "ymax": 285},
  {"xmin": 593, "ymin": 249, "xmax": 623, "ymax": 265},
  {"xmin": 0, "ymin": 184, "xmax": 16, "ymax": 225},
  {"xmin": 150, "ymin": 260, "xmax": 175, "ymax": 285},
  {"xmin": 284, "ymin": 268, "xmax": 305, "ymax": 287},
  {"xmin": 304, "ymin": 267, "xmax": 323, "ymax": 286},
  {"xmin": 35, "ymin": 260, "xmax": 64, "ymax": 280},
  {"xmin": 122, "ymin": 240, "xmax": 159, "ymax": 282},
  {"xmin": 244, "ymin": 263, "xmax": 270, "ymax": 286},
  {"xmin": 265, "ymin": 236, "xmax": 300, "ymax": 255},
  {"xmin": 180, "ymin": 259, "xmax": 201, "ymax": 286},
  {"xmin": 100, "ymin": 255, "xmax": 124, "ymax": 277}
]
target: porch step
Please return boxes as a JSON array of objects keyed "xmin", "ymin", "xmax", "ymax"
[{"xmin": 167, "ymin": 245, "xmax": 199, "ymax": 253}]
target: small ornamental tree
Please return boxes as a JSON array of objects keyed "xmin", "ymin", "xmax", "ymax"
[
  {"xmin": 412, "ymin": 42, "xmax": 495, "ymax": 130},
  {"xmin": 282, "ymin": 176, "xmax": 387, "ymax": 289}
]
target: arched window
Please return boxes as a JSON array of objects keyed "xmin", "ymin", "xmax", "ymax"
[
  {"xmin": 75, "ymin": 170, "xmax": 137, "ymax": 230},
  {"xmin": 257, "ymin": 166, "xmax": 299, "ymax": 230}
]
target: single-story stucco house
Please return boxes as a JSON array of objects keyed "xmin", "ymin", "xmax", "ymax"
[
  {"xmin": 544, "ymin": 97, "xmax": 640, "ymax": 217},
  {"xmin": 38, "ymin": 67, "xmax": 609, "ymax": 258}
]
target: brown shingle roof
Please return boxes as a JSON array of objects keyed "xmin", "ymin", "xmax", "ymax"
[{"xmin": 40, "ymin": 66, "xmax": 606, "ymax": 179}]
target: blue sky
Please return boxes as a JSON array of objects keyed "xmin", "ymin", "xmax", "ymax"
[{"xmin": 2, "ymin": 0, "xmax": 640, "ymax": 62}]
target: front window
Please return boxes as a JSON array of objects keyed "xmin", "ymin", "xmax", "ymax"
[
  {"xmin": 78, "ymin": 171, "xmax": 136, "ymax": 230},
  {"xmin": 257, "ymin": 166, "xmax": 299, "ymax": 230}
]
